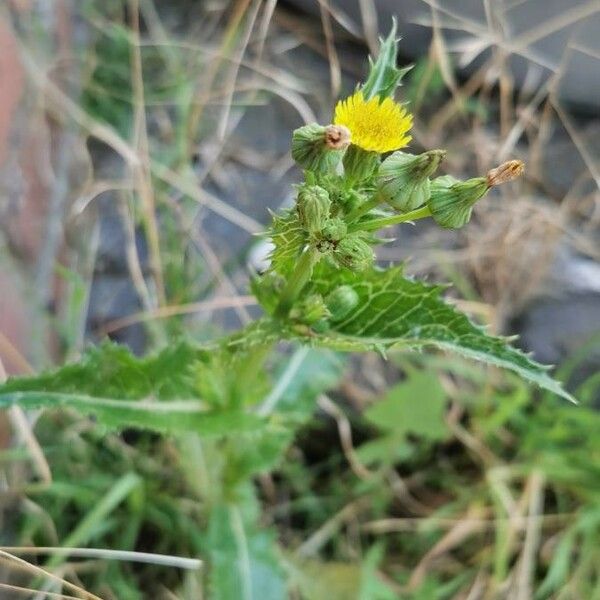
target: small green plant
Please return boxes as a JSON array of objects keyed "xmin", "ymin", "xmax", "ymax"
[{"xmin": 0, "ymin": 25, "xmax": 575, "ymax": 597}]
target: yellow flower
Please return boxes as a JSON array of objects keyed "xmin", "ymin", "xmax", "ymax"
[{"xmin": 334, "ymin": 91, "xmax": 413, "ymax": 154}]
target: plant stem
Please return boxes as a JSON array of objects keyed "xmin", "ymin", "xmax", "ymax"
[
  {"xmin": 346, "ymin": 194, "xmax": 384, "ymax": 223},
  {"xmin": 348, "ymin": 205, "xmax": 432, "ymax": 232},
  {"xmin": 275, "ymin": 247, "xmax": 321, "ymax": 318},
  {"xmin": 221, "ymin": 319, "xmax": 278, "ymax": 407}
]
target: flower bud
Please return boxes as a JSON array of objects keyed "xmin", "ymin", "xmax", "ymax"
[
  {"xmin": 377, "ymin": 149, "xmax": 445, "ymax": 211},
  {"xmin": 320, "ymin": 217, "xmax": 347, "ymax": 242},
  {"xmin": 290, "ymin": 294, "xmax": 330, "ymax": 325},
  {"xmin": 334, "ymin": 234, "xmax": 374, "ymax": 271},
  {"xmin": 343, "ymin": 145, "xmax": 380, "ymax": 184},
  {"xmin": 292, "ymin": 123, "xmax": 346, "ymax": 173},
  {"xmin": 325, "ymin": 285, "xmax": 359, "ymax": 321},
  {"xmin": 297, "ymin": 184, "xmax": 331, "ymax": 233},
  {"xmin": 427, "ymin": 175, "xmax": 489, "ymax": 229}
]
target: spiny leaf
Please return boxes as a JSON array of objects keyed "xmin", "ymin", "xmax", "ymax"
[
  {"xmin": 361, "ymin": 19, "xmax": 412, "ymax": 100},
  {"xmin": 268, "ymin": 210, "xmax": 307, "ymax": 277},
  {"xmin": 0, "ymin": 341, "xmax": 203, "ymax": 400},
  {"xmin": 0, "ymin": 391, "xmax": 263, "ymax": 435},
  {"xmin": 288, "ymin": 262, "xmax": 575, "ymax": 402},
  {"xmin": 0, "ymin": 341, "xmax": 265, "ymax": 436}
]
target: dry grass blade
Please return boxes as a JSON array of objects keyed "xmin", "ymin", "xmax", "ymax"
[
  {"xmin": 514, "ymin": 472, "xmax": 546, "ymax": 600},
  {"xmin": 117, "ymin": 197, "xmax": 156, "ymax": 317},
  {"xmin": 11, "ymin": 21, "xmax": 261, "ymax": 234},
  {"xmin": 361, "ymin": 513, "xmax": 571, "ymax": 534},
  {"xmin": 357, "ymin": 0, "xmax": 378, "ymax": 55},
  {"xmin": 415, "ymin": 0, "xmax": 565, "ymax": 72},
  {"xmin": 317, "ymin": 0, "xmax": 342, "ymax": 98},
  {"xmin": 99, "ymin": 295, "xmax": 256, "ymax": 335},
  {"xmin": 317, "ymin": 394, "xmax": 373, "ymax": 480},
  {"xmin": 150, "ymin": 159, "xmax": 262, "ymax": 233},
  {"xmin": 551, "ymin": 99, "xmax": 600, "ymax": 189},
  {"xmin": 0, "ymin": 583, "xmax": 83, "ymax": 599},
  {"xmin": 0, "ymin": 331, "xmax": 34, "ymax": 376},
  {"xmin": 0, "ymin": 547, "xmax": 202, "ymax": 570},
  {"xmin": 128, "ymin": 0, "xmax": 166, "ymax": 307},
  {"xmin": 1, "ymin": 354, "xmax": 50, "ymax": 483},
  {"xmin": 7, "ymin": 406, "xmax": 52, "ymax": 484},
  {"xmin": 408, "ymin": 504, "xmax": 487, "ymax": 590},
  {"xmin": 509, "ymin": 1, "xmax": 599, "ymax": 50},
  {"xmin": 215, "ymin": 0, "xmax": 263, "ymax": 141},
  {"xmin": 0, "ymin": 550, "xmax": 102, "ymax": 600},
  {"xmin": 296, "ymin": 498, "xmax": 369, "ymax": 558}
]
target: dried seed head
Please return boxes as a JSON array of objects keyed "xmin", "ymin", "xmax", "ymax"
[
  {"xmin": 486, "ymin": 160, "xmax": 525, "ymax": 187},
  {"xmin": 324, "ymin": 124, "xmax": 351, "ymax": 150}
]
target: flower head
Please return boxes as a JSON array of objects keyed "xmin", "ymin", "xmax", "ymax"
[{"xmin": 334, "ymin": 91, "xmax": 412, "ymax": 154}]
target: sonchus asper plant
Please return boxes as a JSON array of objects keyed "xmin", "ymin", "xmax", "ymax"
[
  {"xmin": 0, "ymin": 23, "xmax": 575, "ymax": 456},
  {"xmin": 0, "ymin": 24, "xmax": 574, "ymax": 597}
]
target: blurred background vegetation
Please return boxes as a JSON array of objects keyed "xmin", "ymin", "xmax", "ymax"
[{"xmin": 0, "ymin": 1, "xmax": 598, "ymax": 598}]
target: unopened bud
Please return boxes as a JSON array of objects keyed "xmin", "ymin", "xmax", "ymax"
[
  {"xmin": 334, "ymin": 234, "xmax": 374, "ymax": 271},
  {"xmin": 377, "ymin": 149, "xmax": 446, "ymax": 211},
  {"xmin": 343, "ymin": 145, "xmax": 380, "ymax": 184},
  {"xmin": 292, "ymin": 123, "xmax": 345, "ymax": 173},
  {"xmin": 320, "ymin": 217, "xmax": 347, "ymax": 243},
  {"xmin": 290, "ymin": 294, "xmax": 330, "ymax": 325},
  {"xmin": 428, "ymin": 175, "xmax": 489, "ymax": 229},
  {"xmin": 486, "ymin": 160, "xmax": 524, "ymax": 187},
  {"xmin": 297, "ymin": 184, "xmax": 331, "ymax": 233},
  {"xmin": 324, "ymin": 124, "xmax": 351, "ymax": 150},
  {"xmin": 326, "ymin": 285, "xmax": 359, "ymax": 321}
]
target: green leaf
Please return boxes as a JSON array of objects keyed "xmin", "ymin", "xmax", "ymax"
[
  {"xmin": 0, "ymin": 341, "xmax": 265, "ymax": 436},
  {"xmin": 359, "ymin": 544, "xmax": 398, "ymax": 600},
  {"xmin": 208, "ymin": 505, "xmax": 286, "ymax": 600},
  {"xmin": 290, "ymin": 262, "xmax": 574, "ymax": 402},
  {"xmin": 268, "ymin": 210, "xmax": 307, "ymax": 277},
  {"xmin": 356, "ymin": 435, "xmax": 413, "ymax": 466},
  {"xmin": 45, "ymin": 472, "xmax": 142, "ymax": 569},
  {"xmin": 0, "ymin": 341, "xmax": 202, "ymax": 400},
  {"xmin": 0, "ymin": 391, "xmax": 263, "ymax": 435},
  {"xmin": 286, "ymin": 559, "xmax": 363, "ymax": 600},
  {"xmin": 365, "ymin": 371, "xmax": 448, "ymax": 441},
  {"xmin": 285, "ymin": 551, "xmax": 397, "ymax": 600},
  {"xmin": 361, "ymin": 19, "xmax": 412, "ymax": 100}
]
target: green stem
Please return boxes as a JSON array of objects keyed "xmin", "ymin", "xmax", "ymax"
[
  {"xmin": 346, "ymin": 193, "xmax": 384, "ymax": 223},
  {"xmin": 275, "ymin": 246, "xmax": 321, "ymax": 318},
  {"xmin": 348, "ymin": 205, "xmax": 432, "ymax": 232},
  {"xmin": 221, "ymin": 319, "xmax": 278, "ymax": 407}
]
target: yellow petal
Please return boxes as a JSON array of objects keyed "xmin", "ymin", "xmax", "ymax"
[{"xmin": 334, "ymin": 91, "xmax": 413, "ymax": 153}]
